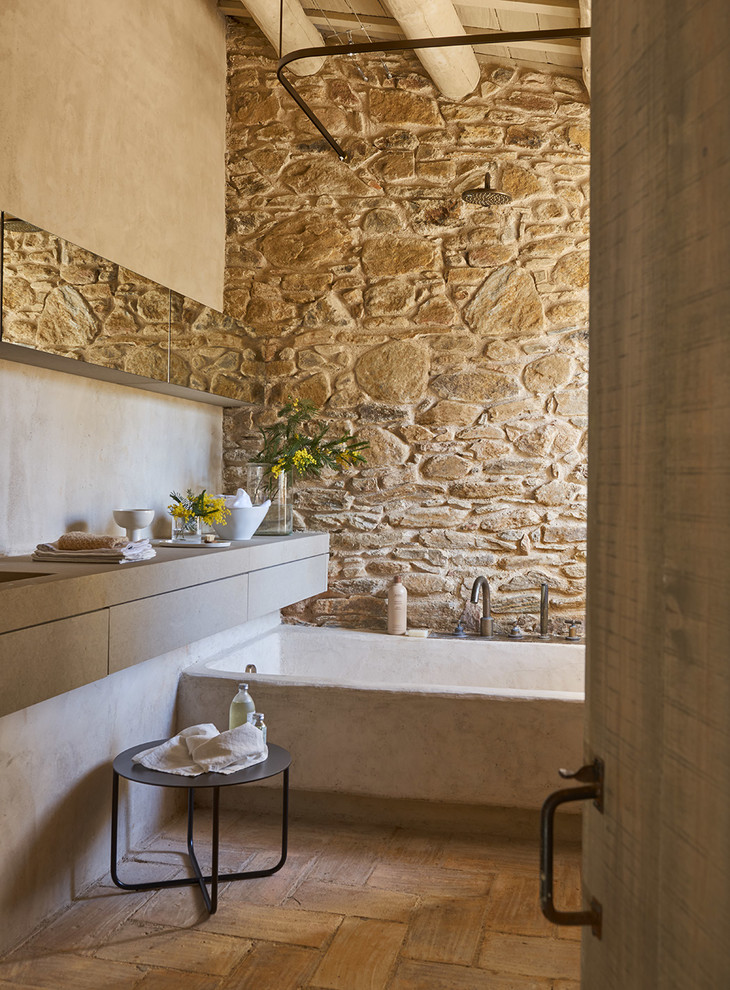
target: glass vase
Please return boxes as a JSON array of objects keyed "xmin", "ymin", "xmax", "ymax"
[
  {"xmin": 247, "ymin": 462, "xmax": 294, "ymax": 536},
  {"xmin": 171, "ymin": 514, "xmax": 202, "ymax": 542}
]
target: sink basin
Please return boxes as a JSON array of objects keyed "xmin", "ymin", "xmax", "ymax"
[{"xmin": 0, "ymin": 570, "xmax": 54, "ymax": 584}]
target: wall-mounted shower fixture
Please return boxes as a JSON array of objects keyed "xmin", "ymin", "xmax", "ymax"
[
  {"xmin": 2, "ymin": 214, "xmax": 41, "ymax": 233},
  {"xmin": 275, "ymin": 26, "xmax": 591, "ymax": 161},
  {"xmin": 461, "ymin": 173, "xmax": 511, "ymax": 207}
]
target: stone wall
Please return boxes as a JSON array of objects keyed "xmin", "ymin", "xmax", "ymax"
[{"xmin": 222, "ymin": 22, "xmax": 590, "ymax": 635}]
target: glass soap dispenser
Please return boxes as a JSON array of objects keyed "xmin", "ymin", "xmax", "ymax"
[{"xmin": 229, "ymin": 682, "xmax": 256, "ymax": 730}]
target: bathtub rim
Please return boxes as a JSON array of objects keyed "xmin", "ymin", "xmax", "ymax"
[{"xmin": 183, "ymin": 661, "xmax": 585, "ymax": 704}]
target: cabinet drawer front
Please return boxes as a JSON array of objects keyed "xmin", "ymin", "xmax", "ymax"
[
  {"xmin": 248, "ymin": 554, "xmax": 329, "ymax": 619},
  {"xmin": 109, "ymin": 574, "xmax": 249, "ymax": 673},
  {"xmin": 0, "ymin": 611, "xmax": 108, "ymax": 716}
]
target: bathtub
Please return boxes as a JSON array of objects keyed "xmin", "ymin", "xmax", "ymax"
[{"xmin": 180, "ymin": 623, "xmax": 585, "ymax": 810}]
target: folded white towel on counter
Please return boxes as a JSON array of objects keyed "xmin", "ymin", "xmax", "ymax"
[
  {"xmin": 32, "ymin": 538, "xmax": 155, "ymax": 564},
  {"xmin": 133, "ymin": 722, "xmax": 268, "ymax": 776}
]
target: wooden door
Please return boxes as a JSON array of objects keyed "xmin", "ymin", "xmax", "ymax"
[{"xmin": 579, "ymin": 1, "xmax": 730, "ymax": 987}]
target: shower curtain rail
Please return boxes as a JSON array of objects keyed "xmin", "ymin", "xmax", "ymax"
[{"xmin": 276, "ymin": 27, "xmax": 591, "ymax": 160}]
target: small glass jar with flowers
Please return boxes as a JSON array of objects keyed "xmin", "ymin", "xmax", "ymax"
[
  {"xmin": 168, "ymin": 489, "xmax": 229, "ymax": 542},
  {"xmin": 248, "ymin": 397, "xmax": 368, "ymax": 536}
]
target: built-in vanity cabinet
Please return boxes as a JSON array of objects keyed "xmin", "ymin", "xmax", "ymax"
[{"xmin": 0, "ymin": 534, "xmax": 329, "ymax": 716}]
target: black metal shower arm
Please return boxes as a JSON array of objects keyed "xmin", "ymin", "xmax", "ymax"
[{"xmin": 276, "ymin": 27, "xmax": 591, "ymax": 161}]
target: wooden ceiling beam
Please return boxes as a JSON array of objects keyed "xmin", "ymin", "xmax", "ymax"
[
  {"xmin": 382, "ymin": 0, "xmax": 481, "ymax": 99},
  {"xmin": 237, "ymin": 0, "xmax": 326, "ymax": 74}
]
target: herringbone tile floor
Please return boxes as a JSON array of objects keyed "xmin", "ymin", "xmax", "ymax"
[{"xmin": 0, "ymin": 808, "xmax": 581, "ymax": 989}]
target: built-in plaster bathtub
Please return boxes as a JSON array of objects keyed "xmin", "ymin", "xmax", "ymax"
[{"xmin": 180, "ymin": 622, "xmax": 585, "ymax": 810}]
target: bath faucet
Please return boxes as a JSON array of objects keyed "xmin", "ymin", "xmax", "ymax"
[
  {"xmin": 540, "ymin": 582, "xmax": 550, "ymax": 639},
  {"xmin": 470, "ymin": 576, "xmax": 494, "ymax": 637}
]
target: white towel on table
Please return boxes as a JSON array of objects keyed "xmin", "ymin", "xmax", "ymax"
[{"xmin": 133, "ymin": 722, "xmax": 268, "ymax": 776}]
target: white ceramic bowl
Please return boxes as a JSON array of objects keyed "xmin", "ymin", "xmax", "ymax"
[
  {"xmin": 212, "ymin": 501, "xmax": 270, "ymax": 541},
  {"xmin": 113, "ymin": 508, "xmax": 155, "ymax": 542}
]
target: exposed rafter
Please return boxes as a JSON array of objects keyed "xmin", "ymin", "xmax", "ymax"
[
  {"xmin": 238, "ymin": 0, "xmax": 326, "ymax": 75},
  {"xmin": 382, "ymin": 0, "xmax": 480, "ymax": 100}
]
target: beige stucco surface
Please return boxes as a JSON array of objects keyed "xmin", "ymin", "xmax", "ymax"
[
  {"xmin": 0, "ymin": 359, "xmax": 223, "ymax": 556},
  {"xmin": 0, "ymin": 0, "xmax": 226, "ymax": 308}
]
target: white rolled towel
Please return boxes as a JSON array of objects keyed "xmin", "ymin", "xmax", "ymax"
[
  {"xmin": 224, "ymin": 488, "xmax": 252, "ymax": 508},
  {"xmin": 133, "ymin": 722, "xmax": 267, "ymax": 776}
]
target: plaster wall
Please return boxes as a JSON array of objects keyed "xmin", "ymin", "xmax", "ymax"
[
  {"xmin": 0, "ymin": 360, "xmax": 222, "ymax": 556},
  {"xmin": 0, "ymin": 0, "xmax": 226, "ymax": 309}
]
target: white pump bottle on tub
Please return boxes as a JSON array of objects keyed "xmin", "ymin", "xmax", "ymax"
[{"xmin": 387, "ymin": 575, "xmax": 407, "ymax": 635}]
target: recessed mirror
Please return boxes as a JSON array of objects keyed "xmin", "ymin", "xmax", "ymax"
[
  {"xmin": 1, "ymin": 212, "xmax": 249, "ymax": 403},
  {"xmin": 1, "ymin": 214, "xmax": 169, "ymax": 382}
]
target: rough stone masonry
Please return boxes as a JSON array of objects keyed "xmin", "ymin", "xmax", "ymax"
[{"xmin": 222, "ymin": 21, "xmax": 590, "ymax": 635}]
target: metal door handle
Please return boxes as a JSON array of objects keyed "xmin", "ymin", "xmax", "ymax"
[{"xmin": 540, "ymin": 758, "xmax": 603, "ymax": 938}]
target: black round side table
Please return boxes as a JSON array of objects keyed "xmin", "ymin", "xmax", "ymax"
[{"xmin": 111, "ymin": 740, "xmax": 291, "ymax": 914}]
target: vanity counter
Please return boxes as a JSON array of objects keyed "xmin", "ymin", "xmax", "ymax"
[{"xmin": 0, "ymin": 533, "xmax": 329, "ymax": 716}]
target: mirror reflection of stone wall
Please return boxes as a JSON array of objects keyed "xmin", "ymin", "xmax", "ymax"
[
  {"xmin": 1, "ymin": 216, "xmax": 254, "ymax": 399},
  {"xmin": 2, "ymin": 225, "xmax": 169, "ymax": 380},
  {"xmin": 170, "ymin": 291, "xmax": 260, "ymax": 401}
]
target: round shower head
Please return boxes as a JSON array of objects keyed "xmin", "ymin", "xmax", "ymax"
[
  {"xmin": 462, "ymin": 173, "xmax": 511, "ymax": 207},
  {"xmin": 3, "ymin": 215, "xmax": 41, "ymax": 233}
]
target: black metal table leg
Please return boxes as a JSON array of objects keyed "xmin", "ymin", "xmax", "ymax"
[
  {"xmin": 185, "ymin": 788, "xmax": 214, "ymax": 913},
  {"xmin": 224, "ymin": 765, "xmax": 289, "ymax": 881},
  {"xmin": 211, "ymin": 787, "xmax": 220, "ymax": 913}
]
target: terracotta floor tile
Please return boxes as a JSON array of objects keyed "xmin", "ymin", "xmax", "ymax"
[
  {"xmin": 131, "ymin": 881, "xmax": 227, "ymax": 929},
  {"xmin": 379, "ymin": 827, "xmax": 446, "ymax": 867},
  {"xmin": 219, "ymin": 943, "xmax": 320, "ymax": 990},
  {"xmin": 139, "ymin": 809, "xmax": 265, "ymax": 869},
  {"xmin": 307, "ymin": 835, "xmax": 384, "ymax": 886},
  {"xmin": 477, "ymin": 932, "xmax": 581, "ymax": 981},
  {"xmin": 11, "ymin": 882, "xmax": 169, "ymax": 956},
  {"xmin": 310, "ymin": 917, "xmax": 406, "ymax": 990},
  {"xmin": 0, "ymin": 980, "xmax": 50, "ymax": 990},
  {"xmin": 0, "ymin": 810, "xmax": 584, "ymax": 989},
  {"xmin": 483, "ymin": 874, "xmax": 556, "ymax": 938},
  {"xmin": 367, "ymin": 861, "xmax": 494, "ymax": 899},
  {"xmin": 222, "ymin": 849, "xmax": 317, "ymax": 907},
  {"xmin": 0, "ymin": 953, "xmax": 141, "ymax": 990},
  {"xmin": 107, "ymin": 857, "xmax": 189, "ymax": 885},
  {"xmin": 94, "ymin": 919, "xmax": 251, "ymax": 975},
  {"xmin": 438, "ymin": 837, "xmax": 542, "ymax": 876},
  {"xmin": 133, "ymin": 971, "xmax": 222, "ymax": 990},
  {"xmin": 286, "ymin": 878, "xmax": 418, "ymax": 922},
  {"xmin": 553, "ymin": 862, "xmax": 585, "ymax": 941},
  {"xmin": 403, "ymin": 894, "xmax": 490, "ymax": 965},
  {"xmin": 389, "ymin": 958, "xmax": 551, "ymax": 990},
  {"xmin": 202, "ymin": 902, "xmax": 342, "ymax": 948}
]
